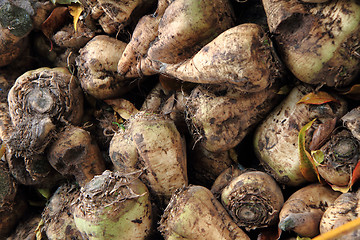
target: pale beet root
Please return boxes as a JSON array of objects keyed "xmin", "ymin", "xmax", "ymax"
[
  {"xmin": 109, "ymin": 111, "xmax": 188, "ymax": 206},
  {"xmin": 140, "ymin": 81, "xmax": 191, "ymax": 133},
  {"xmin": 84, "ymin": 0, "xmax": 157, "ymax": 34},
  {"xmin": 316, "ymin": 129, "xmax": 360, "ymax": 187},
  {"xmin": 185, "ymin": 82, "xmax": 281, "ymax": 153},
  {"xmin": 159, "ymin": 185, "xmax": 250, "ymax": 240},
  {"xmin": 320, "ymin": 190, "xmax": 360, "ymax": 240},
  {"xmin": 117, "ymin": 0, "xmax": 235, "ymax": 78},
  {"xmin": 0, "ymin": 67, "xmax": 83, "ymax": 186},
  {"xmin": 73, "ymin": 170, "xmax": 153, "ymax": 240},
  {"xmin": 254, "ymin": 84, "xmax": 348, "ymax": 186},
  {"xmin": 41, "ymin": 183, "xmax": 82, "ymax": 240},
  {"xmin": 279, "ymin": 183, "xmax": 340, "ymax": 237},
  {"xmin": 262, "ymin": 0, "xmax": 360, "ymax": 88},
  {"xmin": 76, "ymin": 35, "xmax": 137, "ymax": 100},
  {"xmin": 146, "ymin": 0, "xmax": 235, "ymax": 64},
  {"xmin": 221, "ymin": 171, "xmax": 284, "ymax": 231},
  {"xmin": 211, "ymin": 166, "xmax": 244, "ymax": 199},
  {"xmin": 156, "ymin": 23, "xmax": 284, "ymax": 92},
  {"xmin": 47, "ymin": 125, "xmax": 106, "ymax": 187},
  {"xmin": 341, "ymin": 106, "xmax": 360, "ymax": 141},
  {"xmin": 117, "ymin": 0, "xmax": 170, "ymax": 78}
]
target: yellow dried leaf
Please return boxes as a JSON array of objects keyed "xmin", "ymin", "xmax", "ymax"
[
  {"xmin": 0, "ymin": 143, "xmax": 5, "ymax": 159},
  {"xmin": 35, "ymin": 219, "xmax": 45, "ymax": 240},
  {"xmin": 68, "ymin": 4, "xmax": 83, "ymax": 32},
  {"xmin": 297, "ymin": 91, "xmax": 339, "ymax": 105},
  {"xmin": 299, "ymin": 119, "xmax": 319, "ymax": 182}
]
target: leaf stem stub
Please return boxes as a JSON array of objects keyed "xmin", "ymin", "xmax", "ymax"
[
  {"xmin": 76, "ymin": 170, "xmax": 144, "ymax": 216},
  {"xmin": 221, "ymin": 171, "xmax": 284, "ymax": 230},
  {"xmin": 231, "ymin": 195, "xmax": 270, "ymax": 225},
  {"xmin": 26, "ymin": 87, "xmax": 54, "ymax": 114},
  {"xmin": 322, "ymin": 130, "xmax": 360, "ymax": 168},
  {"xmin": 332, "ymin": 137, "xmax": 359, "ymax": 163},
  {"xmin": 317, "ymin": 129, "xmax": 360, "ymax": 187},
  {"xmin": 8, "ymin": 67, "xmax": 84, "ymax": 128}
]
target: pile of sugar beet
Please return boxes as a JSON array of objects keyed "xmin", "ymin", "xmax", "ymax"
[{"xmin": 1, "ymin": 0, "xmax": 360, "ymax": 239}]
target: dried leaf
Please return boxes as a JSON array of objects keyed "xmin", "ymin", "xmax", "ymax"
[
  {"xmin": 338, "ymin": 84, "xmax": 360, "ymax": 100},
  {"xmin": 51, "ymin": 0, "xmax": 80, "ymax": 4},
  {"xmin": 299, "ymin": 119, "xmax": 320, "ymax": 182},
  {"xmin": 309, "ymin": 118, "xmax": 336, "ymax": 151},
  {"xmin": 330, "ymin": 160, "xmax": 360, "ymax": 193},
  {"xmin": 0, "ymin": 143, "xmax": 5, "ymax": 159},
  {"xmin": 276, "ymin": 85, "xmax": 291, "ymax": 95},
  {"xmin": 37, "ymin": 188, "xmax": 51, "ymax": 200},
  {"xmin": 35, "ymin": 219, "xmax": 44, "ymax": 240},
  {"xmin": 161, "ymin": 94, "xmax": 175, "ymax": 115},
  {"xmin": 311, "ymin": 150, "xmax": 324, "ymax": 165},
  {"xmin": 41, "ymin": 7, "xmax": 69, "ymax": 50},
  {"xmin": 68, "ymin": 4, "xmax": 83, "ymax": 32},
  {"xmin": 104, "ymin": 98, "xmax": 139, "ymax": 120},
  {"xmin": 296, "ymin": 236, "xmax": 311, "ymax": 240},
  {"xmin": 297, "ymin": 91, "xmax": 340, "ymax": 105}
]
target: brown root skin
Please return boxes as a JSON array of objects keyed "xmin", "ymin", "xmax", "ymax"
[
  {"xmin": 341, "ymin": 106, "xmax": 360, "ymax": 141},
  {"xmin": 0, "ymin": 192, "xmax": 28, "ymax": 238},
  {"xmin": 0, "ymin": 160, "xmax": 17, "ymax": 206},
  {"xmin": 6, "ymin": 213, "xmax": 41, "ymax": 240},
  {"xmin": 52, "ymin": 21, "xmax": 95, "ymax": 49},
  {"xmin": 0, "ymin": 103, "xmax": 13, "ymax": 144},
  {"xmin": 301, "ymin": 0, "xmax": 329, "ymax": 2},
  {"xmin": 221, "ymin": 171, "xmax": 284, "ymax": 230},
  {"xmin": 5, "ymin": 147, "xmax": 63, "ymax": 186},
  {"xmin": 0, "ymin": 1, "xmax": 33, "ymax": 67},
  {"xmin": 42, "ymin": 183, "xmax": 82, "ymax": 240},
  {"xmin": 320, "ymin": 191, "xmax": 360, "ymax": 239},
  {"xmin": 76, "ymin": 35, "xmax": 136, "ymax": 100},
  {"xmin": 301, "ymin": 0, "xmax": 329, "ymax": 3},
  {"xmin": 0, "ymin": 30, "xmax": 28, "ymax": 67},
  {"xmin": 263, "ymin": 0, "xmax": 360, "ymax": 87},
  {"xmin": 187, "ymin": 144, "xmax": 238, "ymax": 188},
  {"xmin": 253, "ymin": 84, "xmax": 348, "ymax": 186},
  {"xmin": 186, "ymin": 82, "xmax": 281, "ymax": 153},
  {"xmin": 279, "ymin": 183, "xmax": 341, "ymax": 237},
  {"xmin": 31, "ymin": 1, "xmax": 55, "ymax": 30},
  {"xmin": 47, "ymin": 125, "xmax": 106, "ymax": 187},
  {"xmin": 317, "ymin": 129, "xmax": 360, "ymax": 187},
  {"xmin": 159, "ymin": 185, "xmax": 250, "ymax": 240},
  {"xmin": 157, "ymin": 23, "xmax": 283, "ymax": 92}
]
